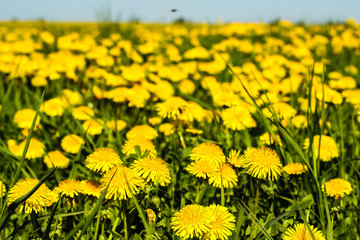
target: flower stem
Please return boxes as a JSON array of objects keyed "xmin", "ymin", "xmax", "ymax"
[{"xmin": 249, "ymin": 180, "xmax": 260, "ymax": 240}]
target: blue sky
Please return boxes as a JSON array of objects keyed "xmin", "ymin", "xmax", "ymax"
[{"xmin": 0, "ymin": 0, "xmax": 359, "ymax": 23}]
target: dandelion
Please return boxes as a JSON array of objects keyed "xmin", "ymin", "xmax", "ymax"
[
  {"xmin": 43, "ymin": 150, "xmax": 70, "ymax": 169},
  {"xmin": 171, "ymin": 204, "xmax": 211, "ymax": 239},
  {"xmin": 179, "ymin": 79, "xmax": 196, "ymax": 94},
  {"xmin": 0, "ymin": 180, "xmax": 6, "ymax": 197},
  {"xmin": 146, "ymin": 209, "xmax": 156, "ymax": 224},
  {"xmin": 203, "ymin": 205, "xmax": 236, "ymax": 240},
  {"xmin": 283, "ymin": 223, "xmax": 325, "ymax": 240},
  {"xmin": 42, "ymin": 97, "xmax": 64, "ymax": 117},
  {"xmin": 8, "ymin": 178, "xmax": 55, "ymax": 213},
  {"xmin": 221, "ymin": 106, "xmax": 256, "ymax": 131},
  {"xmin": 131, "ymin": 156, "xmax": 171, "ymax": 186},
  {"xmin": 55, "ymin": 179, "xmax": 83, "ymax": 198},
  {"xmin": 80, "ymin": 180, "xmax": 102, "ymax": 198},
  {"xmin": 148, "ymin": 116, "xmax": 162, "ymax": 126},
  {"xmin": 72, "ymin": 106, "xmax": 95, "ymax": 120},
  {"xmin": 106, "ymin": 119, "xmax": 127, "ymax": 132},
  {"xmin": 159, "ymin": 123, "xmax": 175, "ymax": 136},
  {"xmin": 101, "ymin": 166, "xmax": 145, "ymax": 201},
  {"xmin": 303, "ymin": 135, "xmax": 339, "ymax": 162},
  {"xmin": 126, "ymin": 125, "xmax": 158, "ymax": 140},
  {"xmin": 156, "ymin": 96, "xmax": 188, "ymax": 119},
  {"xmin": 186, "ymin": 128, "xmax": 204, "ymax": 135},
  {"xmin": 227, "ymin": 150, "xmax": 245, "ymax": 168},
  {"xmin": 82, "ymin": 118, "xmax": 104, "ymax": 135},
  {"xmin": 263, "ymin": 102, "xmax": 296, "ymax": 120},
  {"xmin": 242, "ymin": 147, "xmax": 283, "ymax": 180},
  {"xmin": 190, "ymin": 143, "xmax": 226, "ymax": 167},
  {"xmin": 8, "ymin": 138, "xmax": 45, "ymax": 159},
  {"xmin": 208, "ymin": 163, "xmax": 238, "ymax": 188},
  {"xmin": 186, "ymin": 159, "xmax": 219, "ymax": 179},
  {"xmin": 61, "ymin": 134, "xmax": 84, "ymax": 154},
  {"xmin": 85, "ymin": 147, "xmax": 123, "ymax": 173},
  {"xmin": 122, "ymin": 137, "xmax": 157, "ymax": 157},
  {"xmin": 322, "ymin": 178, "xmax": 353, "ymax": 200},
  {"xmin": 13, "ymin": 108, "xmax": 41, "ymax": 129},
  {"xmin": 283, "ymin": 163, "xmax": 308, "ymax": 175}
]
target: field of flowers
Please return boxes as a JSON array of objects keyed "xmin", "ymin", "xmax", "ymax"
[{"xmin": 0, "ymin": 19, "xmax": 359, "ymax": 239}]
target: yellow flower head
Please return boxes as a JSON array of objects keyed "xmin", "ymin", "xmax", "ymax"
[
  {"xmin": 61, "ymin": 89, "xmax": 82, "ymax": 107},
  {"xmin": 156, "ymin": 96, "xmax": 188, "ymax": 119},
  {"xmin": 190, "ymin": 143, "xmax": 226, "ymax": 167},
  {"xmin": 178, "ymin": 79, "xmax": 196, "ymax": 95},
  {"xmin": 80, "ymin": 180, "xmax": 102, "ymax": 198},
  {"xmin": 131, "ymin": 156, "xmax": 171, "ymax": 186},
  {"xmin": 82, "ymin": 119, "xmax": 104, "ymax": 135},
  {"xmin": 55, "ymin": 179, "xmax": 83, "ymax": 198},
  {"xmin": 0, "ymin": 180, "xmax": 7, "ymax": 197},
  {"xmin": 101, "ymin": 166, "xmax": 145, "ymax": 201},
  {"xmin": 8, "ymin": 138, "xmax": 45, "ymax": 159},
  {"xmin": 322, "ymin": 178, "xmax": 353, "ymax": 200},
  {"xmin": 303, "ymin": 135, "xmax": 339, "ymax": 162},
  {"xmin": 221, "ymin": 106, "xmax": 256, "ymax": 131},
  {"xmin": 159, "ymin": 123, "xmax": 175, "ymax": 136},
  {"xmin": 8, "ymin": 178, "xmax": 56, "ymax": 213},
  {"xmin": 227, "ymin": 150, "xmax": 245, "ymax": 168},
  {"xmin": 283, "ymin": 223, "xmax": 325, "ymax": 240},
  {"xmin": 122, "ymin": 137, "xmax": 157, "ymax": 157},
  {"xmin": 203, "ymin": 205, "xmax": 236, "ymax": 240},
  {"xmin": 263, "ymin": 102, "xmax": 296, "ymax": 120},
  {"xmin": 106, "ymin": 120, "xmax": 127, "ymax": 132},
  {"xmin": 242, "ymin": 147, "xmax": 283, "ymax": 181},
  {"xmin": 61, "ymin": 134, "xmax": 84, "ymax": 154},
  {"xmin": 126, "ymin": 125, "xmax": 158, "ymax": 140},
  {"xmin": 283, "ymin": 163, "xmax": 308, "ymax": 175},
  {"xmin": 186, "ymin": 159, "xmax": 219, "ymax": 179},
  {"xmin": 43, "ymin": 150, "xmax": 70, "ymax": 169},
  {"xmin": 72, "ymin": 106, "xmax": 95, "ymax": 121},
  {"xmin": 42, "ymin": 97, "xmax": 64, "ymax": 117},
  {"xmin": 14, "ymin": 108, "xmax": 41, "ymax": 129},
  {"xmin": 85, "ymin": 147, "xmax": 122, "ymax": 173},
  {"xmin": 172, "ymin": 204, "xmax": 211, "ymax": 239},
  {"xmin": 208, "ymin": 163, "xmax": 238, "ymax": 188}
]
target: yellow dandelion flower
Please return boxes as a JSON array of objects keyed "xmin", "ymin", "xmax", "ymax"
[
  {"xmin": 61, "ymin": 89, "xmax": 82, "ymax": 107},
  {"xmin": 82, "ymin": 119, "xmax": 104, "ymax": 135},
  {"xmin": 131, "ymin": 156, "xmax": 171, "ymax": 186},
  {"xmin": 259, "ymin": 132, "xmax": 282, "ymax": 146},
  {"xmin": 242, "ymin": 147, "xmax": 283, "ymax": 181},
  {"xmin": 263, "ymin": 102, "xmax": 296, "ymax": 120},
  {"xmin": 156, "ymin": 96, "xmax": 188, "ymax": 119},
  {"xmin": 186, "ymin": 159, "xmax": 219, "ymax": 178},
  {"xmin": 101, "ymin": 166, "xmax": 145, "ymax": 201},
  {"xmin": 221, "ymin": 106, "xmax": 256, "ymax": 131},
  {"xmin": 190, "ymin": 143, "xmax": 225, "ymax": 167},
  {"xmin": 42, "ymin": 97, "xmax": 64, "ymax": 117},
  {"xmin": 148, "ymin": 116, "xmax": 162, "ymax": 126},
  {"xmin": 8, "ymin": 138, "xmax": 45, "ymax": 159},
  {"xmin": 106, "ymin": 120, "xmax": 127, "ymax": 131},
  {"xmin": 43, "ymin": 150, "xmax": 70, "ymax": 169},
  {"xmin": 303, "ymin": 135, "xmax": 339, "ymax": 162},
  {"xmin": 146, "ymin": 209, "xmax": 156, "ymax": 224},
  {"xmin": 159, "ymin": 123, "xmax": 175, "ymax": 136},
  {"xmin": 171, "ymin": 204, "xmax": 211, "ymax": 239},
  {"xmin": 80, "ymin": 180, "xmax": 102, "ymax": 198},
  {"xmin": 8, "ymin": 178, "xmax": 55, "ymax": 213},
  {"xmin": 322, "ymin": 178, "xmax": 353, "ymax": 200},
  {"xmin": 203, "ymin": 205, "xmax": 236, "ymax": 240},
  {"xmin": 185, "ymin": 128, "xmax": 204, "ymax": 135},
  {"xmin": 13, "ymin": 108, "xmax": 41, "ymax": 129},
  {"xmin": 85, "ymin": 147, "xmax": 122, "ymax": 173},
  {"xmin": 126, "ymin": 125, "xmax": 158, "ymax": 140},
  {"xmin": 208, "ymin": 163, "xmax": 238, "ymax": 188},
  {"xmin": 55, "ymin": 179, "xmax": 83, "ymax": 198},
  {"xmin": 122, "ymin": 137, "xmax": 157, "ymax": 157},
  {"xmin": 179, "ymin": 79, "xmax": 196, "ymax": 95},
  {"xmin": 283, "ymin": 223, "xmax": 325, "ymax": 240},
  {"xmin": 61, "ymin": 134, "xmax": 84, "ymax": 154},
  {"xmin": 283, "ymin": 163, "xmax": 308, "ymax": 175},
  {"xmin": 227, "ymin": 150, "xmax": 245, "ymax": 168},
  {"xmin": 31, "ymin": 75, "xmax": 47, "ymax": 87},
  {"xmin": 72, "ymin": 106, "xmax": 95, "ymax": 120},
  {"xmin": 0, "ymin": 180, "xmax": 6, "ymax": 197}
]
